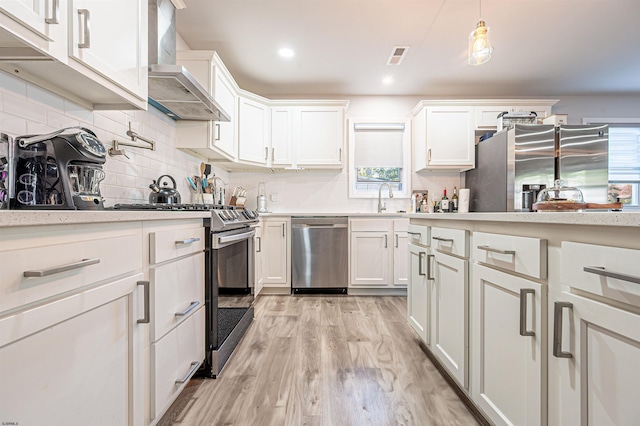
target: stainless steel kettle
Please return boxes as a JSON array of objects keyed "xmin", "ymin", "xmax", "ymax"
[{"xmin": 149, "ymin": 175, "xmax": 181, "ymax": 204}]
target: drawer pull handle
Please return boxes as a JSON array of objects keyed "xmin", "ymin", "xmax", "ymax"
[
  {"xmin": 407, "ymin": 231, "xmax": 421, "ymax": 235},
  {"xmin": 77, "ymin": 9, "xmax": 91, "ymax": 48},
  {"xmin": 46, "ymin": 0, "xmax": 60, "ymax": 24},
  {"xmin": 23, "ymin": 258, "xmax": 100, "ymax": 277},
  {"xmin": 418, "ymin": 252, "xmax": 426, "ymax": 276},
  {"xmin": 175, "ymin": 361, "xmax": 201, "ymax": 384},
  {"xmin": 175, "ymin": 237, "xmax": 200, "ymax": 245},
  {"xmin": 583, "ymin": 266, "xmax": 640, "ymax": 285},
  {"xmin": 433, "ymin": 236, "xmax": 453, "ymax": 243},
  {"xmin": 137, "ymin": 281, "xmax": 150, "ymax": 324},
  {"xmin": 256, "ymin": 236, "xmax": 262, "ymax": 253},
  {"xmin": 175, "ymin": 301, "xmax": 200, "ymax": 317},
  {"xmin": 519, "ymin": 288, "xmax": 535, "ymax": 337},
  {"xmin": 553, "ymin": 302, "xmax": 573, "ymax": 358},
  {"xmin": 477, "ymin": 245, "xmax": 516, "ymax": 255}
]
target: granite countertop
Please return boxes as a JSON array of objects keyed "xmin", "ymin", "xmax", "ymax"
[
  {"xmin": 0, "ymin": 210, "xmax": 212, "ymax": 227},
  {"xmin": 405, "ymin": 211, "xmax": 640, "ymax": 227}
]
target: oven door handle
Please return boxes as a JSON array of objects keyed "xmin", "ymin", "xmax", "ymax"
[{"xmin": 217, "ymin": 229, "xmax": 256, "ymax": 245}]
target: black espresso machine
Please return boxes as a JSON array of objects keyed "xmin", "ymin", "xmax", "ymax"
[{"xmin": 9, "ymin": 127, "xmax": 107, "ymax": 210}]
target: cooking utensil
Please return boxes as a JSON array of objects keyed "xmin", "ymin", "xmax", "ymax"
[{"xmin": 186, "ymin": 176, "xmax": 197, "ymax": 191}]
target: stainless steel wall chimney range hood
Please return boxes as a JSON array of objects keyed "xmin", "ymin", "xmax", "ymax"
[{"xmin": 147, "ymin": 0, "xmax": 230, "ymax": 122}]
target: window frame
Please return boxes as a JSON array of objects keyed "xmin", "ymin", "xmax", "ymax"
[{"xmin": 348, "ymin": 118, "xmax": 412, "ymax": 199}]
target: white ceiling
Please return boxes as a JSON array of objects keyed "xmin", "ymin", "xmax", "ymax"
[{"xmin": 176, "ymin": 0, "xmax": 640, "ymax": 98}]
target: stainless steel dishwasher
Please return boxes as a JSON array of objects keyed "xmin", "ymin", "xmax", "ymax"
[{"xmin": 291, "ymin": 216, "xmax": 348, "ymax": 294}]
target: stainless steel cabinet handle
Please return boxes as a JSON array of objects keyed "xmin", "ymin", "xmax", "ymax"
[
  {"xmin": 175, "ymin": 237, "xmax": 200, "ymax": 245},
  {"xmin": 282, "ymin": 223, "xmax": 285, "ymax": 237},
  {"xmin": 519, "ymin": 289, "xmax": 535, "ymax": 337},
  {"xmin": 23, "ymin": 258, "xmax": 100, "ymax": 277},
  {"xmin": 256, "ymin": 236, "xmax": 262, "ymax": 253},
  {"xmin": 553, "ymin": 302, "xmax": 573, "ymax": 358},
  {"xmin": 418, "ymin": 252, "xmax": 426, "ymax": 276},
  {"xmin": 137, "ymin": 281, "xmax": 150, "ymax": 324},
  {"xmin": 407, "ymin": 231, "xmax": 421, "ymax": 235},
  {"xmin": 46, "ymin": 0, "xmax": 60, "ymax": 24},
  {"xmin": 175, "ymin": 361, "xmax": 201, "ymax": 384},
  {"xmin": 477, "ymin": 245, "xmax": 516, "ymax": 255},
  {"xmin": 264, "ymin": 147, "xmax": 268, "ymax": 161},
  {"xmin": 384, "ymin": 234, "xmax": 388, "ymax": 248},
  {"xmin": 428, "ymin": 148, "xmax": 432, "ymax": 162},
  {"xmin": 215, "ymin": 123, "xmax": 220, "ymax": 141},
  {"xmin": 339, "ymin": 148, "xmax": 343, "ymax": 161},
  {"xmin": 395, "ymin": 234, "xmax": 399, "ymax": 248},
  {"xmin": 175, "ymin": 301, "xmax": 200, "ymax": 317},
  {"xmin": 271, "ymin": 147, "xmax": 275, "ymax": 161},
  {"xmin": 427, "ymin": 254, "xmax": 434, "ymax": 280},
  {"xmin": 77, "ymin": 9, "xmax": 91, "ymax": 48},
  {"xmin": 583, "ymin": 266, "xmax": 640, "ymax": 285},
  {"xmin": 433, "ymin": 236, "xmax": 454, "ymax": 243}
]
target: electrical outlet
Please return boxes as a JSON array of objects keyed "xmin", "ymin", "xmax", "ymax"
[{"xmin": 270, "ymin": 193, "xmax": 279, "ymax": 202}]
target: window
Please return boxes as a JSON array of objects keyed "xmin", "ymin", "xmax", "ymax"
[{"xmin": 348, "ymin": 120, "xmax": 411, "ymax": 198}]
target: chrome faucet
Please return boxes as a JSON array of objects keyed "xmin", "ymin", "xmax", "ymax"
[{"xmin": 377, "ymin": 183, "xmax": 394, "ymax": 213}]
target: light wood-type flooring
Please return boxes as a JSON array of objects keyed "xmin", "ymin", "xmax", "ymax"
[{"xmin": 158, "ymin": 296, "xmax": 480, "ymax": 426}]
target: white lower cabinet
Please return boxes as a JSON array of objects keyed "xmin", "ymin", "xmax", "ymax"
[
  {"xmin": 551, "ymin": 292, "xmax": 640, "ymax": 426},
  {"xmin": 431, "ymin": 250, "xmax": 468, "ymax": 388},
  {"xmin": 151, "ymin": 307, "xmax": 205, "ymax": 420},
  {"xmin": 254, "ymin": 223, "xmax": 264, "ymax": 296},
  {"xmin": 471, "ymin": 263, "xmax": 547, "ymax": 426},
  {"xmin": 408, "ymin": 242, "xmax": 431, "ymax": 343},
  {"xmin": 0, "ymin": 273, "xmax": 145, "ymax": 426},
  {"xmin": 261, "ymin": 218, "xmax": 290, "ymax": 288},
  {"xmin": 393, "ymin": 219, "xmax": 409, "ymax": 286}
]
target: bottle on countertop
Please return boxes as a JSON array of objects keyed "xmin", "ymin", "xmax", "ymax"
[
  {"xmin": 452, "ymin": 186, "xmax": 459, "ymax": 212},
  {"xmin": 441, "ymin": 188, "xmax": 449, "ymax": 213}
]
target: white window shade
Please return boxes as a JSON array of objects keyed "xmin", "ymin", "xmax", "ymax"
[
  {"xmin": 354, "ymin": 128, "xmax": 404, "ymax": 168},
  {"xmin": 609, "ymin": 126, "xmax": 640, "ymax": 182}
]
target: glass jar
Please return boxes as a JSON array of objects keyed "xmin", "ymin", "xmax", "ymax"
[{"xmin": 536, "ymin": 179, "xmax": 584, "ymax": 204}]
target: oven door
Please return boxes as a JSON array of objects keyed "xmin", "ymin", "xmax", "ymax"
[{"xmin": 212, "ymin": 227, "xmax": 256, "ymax": 289}]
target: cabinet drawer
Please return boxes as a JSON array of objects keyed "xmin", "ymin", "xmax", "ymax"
[
  {"xmin": 562, "ymin": 242, "xmax": 640, "ymax": 307},
  {"xmin": 408, "ymin": 224, "xmax": 430, "ymax": 246},
  {"xmin": 431, "ymin": 227, "xmax": 469, "ymax": 258},
  {"xmin": 150, "ymin": 224, "xmax": 205, "ymax": 264},
  {"xmin": 150, "ymin": 253, "xmax": 205, "ymax": 342},
  {"xmin": 0, "ymin": 224, "xmax": 142, "ymax": 314},
  {"xmin": 151, "ymin": 307, "xmax": 205, "ymax": 419},
  {"xmin": 350, "ymin": 218, "xmax": 392, "ymax": 232},
  {"xmin": 474, "ymin": 232, "xmax": 547, "ymax": 279}
]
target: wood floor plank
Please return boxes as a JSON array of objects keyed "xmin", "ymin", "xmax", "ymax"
[{"xmin": 158, "ymin": 295, "xmax": 479, "ymax": 426}]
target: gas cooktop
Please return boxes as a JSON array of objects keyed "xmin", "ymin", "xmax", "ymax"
[{"xmin": 110, "ymin": 203, "xmax": 259, "ymax": 231}]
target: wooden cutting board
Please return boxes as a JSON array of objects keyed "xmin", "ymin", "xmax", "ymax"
[{"xmin": 532, "ymin": 201, "xmax": 622, "ymax": 211}]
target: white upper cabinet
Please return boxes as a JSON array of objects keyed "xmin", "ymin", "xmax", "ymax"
[
  {"xmin": 176, "ymin": 50, "xmax": 239, "ymax": 161},
  {"xmin": 271, "ymin": 101, "xmax": 348, "ymax": 169},
  {"xmin": 412, "ymin": 103, "xmax": 475, "ymax": 172},
  {"xmin": 237, "ymin": 93, "xmax": 270, "ymax": 166},
  {"xmin": 0, "ymin": 0, "xmax": 147, "ymax": 109}
]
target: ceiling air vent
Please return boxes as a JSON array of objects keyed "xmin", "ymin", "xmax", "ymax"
[{"xmin": 387, "ymin": 46, "xmax": 410, "ymax": 65}]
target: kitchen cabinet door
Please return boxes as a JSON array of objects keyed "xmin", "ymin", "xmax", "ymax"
[
  {"xmin": 68, "ymin": 0, "xmax": 146, "ymax": 100},
  {"xmin": 212, "ymin": 66, "xmax": 238, "ymax": 158},
  {"xmin": 393, "ymin": 230, "xmax": 409, "ymax": 286},
  {"xmin": 294, "ymin": 106, "xmax": 344, "ymax": 167},
  {"xmin": 471, "ymin": 263, "xmax": 546, "ymax": 426},
  {"xmin": 0, "ymin": 273, "xmax": 145, "ymax": 426},
  {"xmin": 271, "ymin": 106, "xmax": 294, "ymax": 167},
  {"xmin": 254, "ymin": 224, "xmax": 264, "ymax": 296},
  {"xmin": 349, "ymin": 231, "xmax": 391, "ymax": 286},
  {"xmin": 238, "ymin": 95, "xmax": 270, "ymax": 165},
  {"xmin": 413, "ymin": 106, "xmax": 475, "ymax": 171},
  {"xmin": 0, "ymin": 0, "xmax": 67, "ymax": 59},
  {"xmin": 431, "ymin": 251, "xmax": 468, "ymax": 388},
  {"xmin": 550, "ymin": 292, "xmax": 640, "ymax": 426},
  {"xmin": 408, "ymin": 243, "xmax": 431, "ymax": 344},
  {"xmin": 262, "ymin": 219, "xmax": 289, "ymax": 287}
]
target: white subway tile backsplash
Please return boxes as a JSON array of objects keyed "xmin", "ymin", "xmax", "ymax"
[
  {"xmin": 63, "ymin": 100, "xmax": 93, "ymax": 123},
  {"xmin": 2, "ymin": 93, "xmax": 47, "ymax": 123},
  {"xmin": 47, "ymin": 110, "xmax": 81, "ymax": 129},
  {"xmin": 93, "ymin": 112, "xmax": 128, "ymax": 137},
  {"xmin": 95, "ymin": 110, "xmax": 128, "ymax": 126},
  {"xmin": 0, "ymin": 71, "xmax": 27, "ymax": 98},
  {"xmin": 116, "ymin": 173, "xmax": 137, "ymax": 188},
  {"xmin": 0, "ymin": 112, "xmax": 28, "ymax": 136},
  {"xmin": 26, "ymin": 121, "xmax": 56, "ymax": 134}
]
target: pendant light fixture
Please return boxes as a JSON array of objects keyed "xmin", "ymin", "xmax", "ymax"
[{"xmin": 468, "ymin": 0, "xmax": 492, "ymax": 65}]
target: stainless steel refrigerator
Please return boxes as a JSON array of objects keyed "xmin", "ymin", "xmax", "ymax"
[{"xmin": 465, "ymin": 124, "xmax": 608, "ymax": 212}]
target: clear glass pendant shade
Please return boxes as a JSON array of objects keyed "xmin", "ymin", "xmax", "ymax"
[{"xmin": 468, "ymin": 20, "xmax": 493, "ymax": 65}]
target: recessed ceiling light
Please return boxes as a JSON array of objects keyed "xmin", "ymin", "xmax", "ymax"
[
  {"xmin": 278, "ymin": 48, "xmax": 295, "ymax": 58},
  {"xmin": 382, "ymin": 76, "xmax": 394, "ymax": 85}
]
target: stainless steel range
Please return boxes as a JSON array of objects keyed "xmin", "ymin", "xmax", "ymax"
[{"xmin": 112, "ymin": 203, "xmax": 259, "ymax": 377}]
